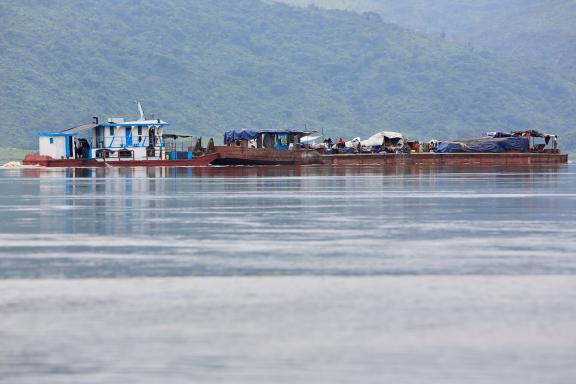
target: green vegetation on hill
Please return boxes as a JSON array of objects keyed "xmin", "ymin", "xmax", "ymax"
[
  {"xmin": 278, "ymin": 0, "xmax": 576, "ymax": 77},
  {"xmin": 1, "ymin": 0, "xmax": 576, "ymax": 150},
  {"xmin": 0, "ymin": 148, "xmax": 27, "ymax": 162}
]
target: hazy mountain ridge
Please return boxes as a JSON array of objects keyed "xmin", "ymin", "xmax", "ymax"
[
  {"xmin": 1, "ymin": 0, "xmax": 576, "ymax": 149},
  {"xmin": 278, "ymin": 0, "xmax": 576, "ymax": 77}
]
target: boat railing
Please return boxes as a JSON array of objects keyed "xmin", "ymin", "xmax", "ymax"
[
  {"xmin": 95, "ymin": 148, "xmax": 135, "ymax": 161},
  {"xmin": 163, "ymin": 137, "xmax": 197, "ymax": 153},
  {"xmin": 92, "ymin": 135, "xmax": 162, "ymax": 149}
]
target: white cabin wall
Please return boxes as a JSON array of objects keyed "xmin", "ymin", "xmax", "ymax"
[
  {"xmin": 88, "ymin": 121, "xmax": 166, "ymax": 159},
  {"xmin": 105, "ymin": 118, "xmax": 126, "ymax": 148},
  {"xmin": 104, "ymin": 126, "xmax": 116, "ymax": 148},
  {"xmin": 135, "ymin": 126, "xmax": 148, "ymax": 147},
  {"xmin": 39, "ymin": 136, "xmax": 67, "ymax": 159}
]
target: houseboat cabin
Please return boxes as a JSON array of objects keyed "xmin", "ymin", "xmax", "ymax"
[
  {"xmin": 224, "ymin": 129, "xmax": 316, "ymax": 150},
  {"xmin": 88, "ymin": 117, "xmax": 169, "ymax": 160},
  {"xmin": 38, "ymin": 132, "xmax": 78, "ymax": 160},
  {"xmin": 36, "ymin": 104, "xmax": 181, "ymax": 161}
]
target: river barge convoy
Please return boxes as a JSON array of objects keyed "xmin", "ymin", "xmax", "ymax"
[{"xmin": 22, "ymin": 104, "xmax": 568, "ymax": 167}]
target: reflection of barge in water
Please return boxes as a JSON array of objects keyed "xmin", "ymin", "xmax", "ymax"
[{"xmin": 23, "ymin": 107, "xmax": 568, "ymax": 167}]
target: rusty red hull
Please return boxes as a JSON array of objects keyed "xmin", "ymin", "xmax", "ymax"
[
  {"xmin": 211, "ymin": 146, "xmax": 322, "ymax": 165},
  {"xmin": 23, "ymin": 153, "xmax": 220, "ymax": 167},
  {"xmin": 213, "ymin": 147, "xmax": 568, "ymax": 166},
  {"xmin": 23, "ymin": 149, "xmax": 568, "ymax": 168},
  {"xmin": 323, "ymin": 152, "xmax": 569, "ymax": 166}
]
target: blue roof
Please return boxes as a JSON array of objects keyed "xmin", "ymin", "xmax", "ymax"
[
  {"xmin": 38, "ymin": 132, "xmax": 79, "ymax": 137},
  {"xmin": 101, "ymin": 122, "xmax": 171, "ymax": 127}
]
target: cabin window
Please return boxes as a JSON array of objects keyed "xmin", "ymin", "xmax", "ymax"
[
  {"xmin": 138, "ymin": 126, "xmax": 143, "ymax": 136},
  {"xmin": 49, "ymin": 138, "xmax": 54, "ymax": 144},
  {"xmin": 109, "ymin": 127, "xmax": 115, "ymax": 136}
]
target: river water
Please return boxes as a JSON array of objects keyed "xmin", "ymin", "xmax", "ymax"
[{"xmin": 1, "ymin": 164, "xmax": 575, "ymax": 383}]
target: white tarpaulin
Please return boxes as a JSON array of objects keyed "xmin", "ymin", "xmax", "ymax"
[
  {"xmin": 300, "ymin": 135, "xmax": 320, "ymax": 144},
  {"xmin": 361, "ymin": 131, "xmax": 404, "ymax": 147},
  {"xmin": 345, "ymin": 137, "xmax": 361, "ymax": 148}
]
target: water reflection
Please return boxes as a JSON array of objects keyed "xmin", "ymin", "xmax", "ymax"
[
  {"xmin": 18, "ymin": 163, "xmax": 571, "ymax": 179},
  {"xmin": 2, "ymin": 164, "xmax": 575, "ymax": 384},
  {"xmin": 0, "ymin": 164, "xmax": 575, "ymax": 278}
]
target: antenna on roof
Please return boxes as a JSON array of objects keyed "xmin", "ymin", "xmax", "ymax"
[{"xmin": 137, "ymin": 101, "xmax": 145, "ymax": 121}]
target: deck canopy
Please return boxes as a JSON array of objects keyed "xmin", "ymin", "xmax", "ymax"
[
  {"xmin": 60, "ymin": 121, "xmax": 170, "ymax": 134},
  {"xmin": 61, "ymin": 123, "xmax": 99, "ymax": 134},
  {"xmin": 224, "ymin": 129, "xmax": 315, "ymax": 143},
  {"xmin": 361, "ymin": 131, "xmax": 404, "ymax": 147},
  {"xmin": 100, "ymin": 121, "xmax": 170, "ymax": 127},
  {"xmin": 37, "ymin": 132, "xmax": 78, "ymax": 137},
  {"xmin": 163, "ymin": 133, "xmax": 193, "ymax": 139},
  {"xmin": 300, "ymin": 135, "xmax": 321, "ymax": 144}
]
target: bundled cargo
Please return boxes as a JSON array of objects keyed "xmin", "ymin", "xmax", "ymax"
[{"xmin": 436, "ymin": 136, "xmax": 530, "ymax": 154}]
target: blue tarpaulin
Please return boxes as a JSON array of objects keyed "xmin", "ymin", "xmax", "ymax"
[
  {"xmin": 436, "ymin": 137, "xmax": 530, "ymax": 153},
  {"xmin": 275, "ymin": 133, "xmax": 289, "ymax": 150},
  {"xmin": 224, "ymin": 129, "xmax": 314, "ymax": 144},
  {"xmin": 224, "ymin": 129, "xmax": 260, "ymax": 143}
]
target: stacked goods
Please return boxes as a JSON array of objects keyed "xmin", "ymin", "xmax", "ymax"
[{"xmin": 436, "ymin": 137, "xmax": 530, "ymax": 153}]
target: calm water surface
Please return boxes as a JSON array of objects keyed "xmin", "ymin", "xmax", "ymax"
[{"xmin": 1, "ymin": 164, "xmax": 575, "ymax": 383}]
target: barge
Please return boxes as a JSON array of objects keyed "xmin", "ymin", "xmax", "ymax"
[
  {"xmin": 213, "ymin": 129, "xmax": 568, "ymax": 166},
  {"xmin": 211, "ymin": 129, "xmax": 322, "ymax": 166},
  {"xmin": 23, "ymin": 108, "xmax": 568, "ymax": 168}
]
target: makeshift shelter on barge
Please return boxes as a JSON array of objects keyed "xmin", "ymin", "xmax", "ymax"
[{"xmin": 224, "ymin": 129, "xmax": 315, "ymax": 150}]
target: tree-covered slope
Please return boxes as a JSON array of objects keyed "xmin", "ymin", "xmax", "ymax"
[
  {"xmin": 278, "ymin": 0, "xmax": 576, "ymax": 77},
  {"xmin": 1, "ymin": 0, "xmax": 576, "ymax": 149}
]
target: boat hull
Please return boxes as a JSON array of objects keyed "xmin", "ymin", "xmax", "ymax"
[
  {"xmin": 213, "ymin": 147, "xmax": 568, "ymax": 166},
  {"xmin": 23, "ymin": 149, "xmax": 568, "ymax": 168},
  {"xmin": 23, "ymin": 153, "xmax": 220, "ymax": 167},
  {"xmin": 323, "ymin": 152, "xmax": 569, "ymax": 166},
  {"xmin": 211, "ymin": 146, "xmax": 323, "ymax": 165}
]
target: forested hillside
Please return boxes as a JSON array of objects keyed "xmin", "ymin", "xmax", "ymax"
[
  {"xmin": 1, "ymin": 0, "xmax": 576, "ymax": 150},
  {"xmin": 279, "ymin": 0, "xmax": 576, "ymax": 77}
]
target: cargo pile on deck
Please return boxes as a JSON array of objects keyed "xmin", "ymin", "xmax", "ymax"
[{"xmin": 213, "ymin": 128, "xmax": 566, "ymax": 166}]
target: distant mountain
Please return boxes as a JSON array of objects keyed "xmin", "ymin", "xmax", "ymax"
[
  {"xmin": 278, "ymin": 0, "xmax": 576, "ymax": 77},
  {"xmin": 1, "ymin": 0, "xmax": 576, "ymax": 150}
]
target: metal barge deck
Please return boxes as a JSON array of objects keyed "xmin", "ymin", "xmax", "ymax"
[
  {"xmin": 322, "ymin": 152, "xmax": 568, "ymax": 166},
  {"xmin": 211, "ymin": 147, "xmax": 568, "ymax": 167}
]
